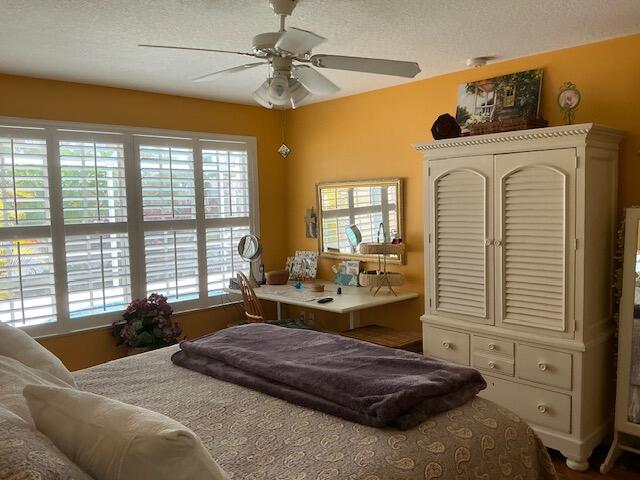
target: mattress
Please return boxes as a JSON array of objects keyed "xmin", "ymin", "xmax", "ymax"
[{"xmin": 75, "ymin": 346, "xmax": 557, "ymax": 480}]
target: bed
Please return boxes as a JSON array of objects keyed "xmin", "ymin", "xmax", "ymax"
[{"xmin": 75, "ymin": 346, "xmax": 556, "ymax": 479}]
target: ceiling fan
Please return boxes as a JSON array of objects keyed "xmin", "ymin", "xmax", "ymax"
[{"xmin": 139, "ymin": 0, "xmax": 421, "ymax": 109}]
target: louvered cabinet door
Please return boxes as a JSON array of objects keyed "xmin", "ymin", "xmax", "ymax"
[
  {"xmin": 428, "ymin": 156, "xmax": 493, "ymax": 325},
  {"xmin": 494, "ymin": 149, "xmax": 576, "ymax": 334}
]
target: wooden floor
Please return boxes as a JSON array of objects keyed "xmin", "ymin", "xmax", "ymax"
[{"xmin": 550, "ymin": 446, "xmax": 640, "ymax": 479}]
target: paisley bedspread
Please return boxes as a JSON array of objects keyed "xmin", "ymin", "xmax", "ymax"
[{"xmin": 75, "ymin": 346, "xmax": 557, "ymax": 480}]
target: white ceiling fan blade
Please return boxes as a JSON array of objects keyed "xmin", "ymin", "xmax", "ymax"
[
  {"xmin": 292, "ymin": 65, "xmax": 339, "ymax": 95},
  {"xmin": 193, "ymin": 62, "xmax": 267, "ymax": 82},
  {"xmin": 139, "ymin": 44, "xmax": 257, "ymax": 58},
  {"xmin": 252, "ymin": 81, "xmax": 273, "ymax": 109},
  {"xmin": 275, "ymin": 27, "xmax": 326, "ymax": 56},
  {"xmin": 310, "ymin": 54, "xmax": 421, "ymax": 78}
]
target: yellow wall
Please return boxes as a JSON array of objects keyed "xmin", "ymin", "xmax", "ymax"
[
  {"xmin": 285, "ymin": 33, "xmax": 640, "ymax": 333},
  {"xmin": 0, "ymin": 73, "xmax": 284, "ymax": 369}
]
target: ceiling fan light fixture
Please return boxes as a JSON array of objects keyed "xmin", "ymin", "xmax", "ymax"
[
  {"xmin": 266, "ymin": 74, "xmax": 293, "ymax": 105},
  {"xmin": 289, "ymin": 79, "xmax": 310, "ymax": 108},
  {"xmin": 267, "ymin": 75, "xmax": 290, "ymax": 103},
  {"xmin": 253, "ymin": 81, "xmax": 274, "ymax": 109}
]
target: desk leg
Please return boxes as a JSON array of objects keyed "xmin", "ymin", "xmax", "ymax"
[
  {"xmin": 349, "ymin": 311, "xmax": 360, "ymax": 330},
  {"xmin": 276, "ymin": 302, "xmax": 283, "ymax": 321}
]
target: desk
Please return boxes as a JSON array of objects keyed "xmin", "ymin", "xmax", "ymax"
[{"xmin": 225, "ymin": 282, "xmax": 419, "ymax": 329}]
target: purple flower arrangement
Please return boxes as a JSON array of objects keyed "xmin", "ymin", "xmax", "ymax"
[{"xmin": 112, "ymin": 293, "xmax": 183, "ymax": 349}]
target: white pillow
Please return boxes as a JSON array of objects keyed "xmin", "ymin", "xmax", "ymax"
[
  {"xmin": 0, "ymin": 354, "xmax": 71, "ymax": 425},
  {"xmin": 0, "ymin": 322, "xmax": 76, "ymax": 387},
  {"xmin": 24, "ymin": 384, "xmax": 229, "ymax": 480}
]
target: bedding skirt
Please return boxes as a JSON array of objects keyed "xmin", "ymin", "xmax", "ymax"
[{"xmin": 75, "ymin": 346, "xmax": 556, "ymax": 480}]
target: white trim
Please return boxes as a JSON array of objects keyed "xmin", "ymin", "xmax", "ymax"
[
  {"xmin": 0, "ymin": 116, "xmax": 259, "ymax": 338},
  {"xmin": 0, "ymin": 116, "xmax": 258, "ymax": 145},
  {"xmin": 194, "ymin": 140, "xmax": 208, "ymax": 301}
]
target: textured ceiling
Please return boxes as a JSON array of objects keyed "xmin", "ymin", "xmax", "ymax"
[{"xmin": 1, "ymin": 0, "xmax": 639, "ymax": 107}]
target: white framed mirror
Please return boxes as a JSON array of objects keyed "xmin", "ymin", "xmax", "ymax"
[
  {"xmin": 316, "ymin": 178, "xmax": 404, "ymax": 263},
  {"xmin": 601, "ymin": 207, "xmax": 640, "ymax": 472}
]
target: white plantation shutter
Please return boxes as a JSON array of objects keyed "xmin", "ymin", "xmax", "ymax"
[
  {"xmin": 206, "ymin": 226, "xmax": 250, "ymax": 294},
  {"xmin": 140, "ymin": 145, "xmax": 196, "ymax": 221},
  {"xmin": 138, "ymin": 139, "xmax": 200, "ymax": 300},
  {"xmin": 59, "ymin": 135, "xmax": 132, "ymax": 319},
  {"xmin": 433, "ymin": 169, "xmax": 487, "ymax": 319},
  {"xmin": 0, "ymin": 238, "xmax": 56, "ymax": 326},
  {"xmin": 144, "ymin": 229, "xmax": 199, "ymax": 301},
  {"xmin": 59, "ymin": 140, "xmax": 127, "ymax": 224},
  {"xmin": 201, "ymin": 143, "xmax": 252, "ymax": 295},
  {"xmin": 501, "ymin": 165, "xmax": 566, "ymax": 331},
  {"xmin": 0, "ymin": 132, "xmax": 56, "ymax": 327},
  {"xmin": 65, "ymin": 233, "xmax": 131, "ymax": 317},
  {"xmin": 203, "ymin": 148, "xmax": 249, "ymax": 218},
  {"xmin": 0, "ymin": 137, "xmax": 50, "ymax": 226}
]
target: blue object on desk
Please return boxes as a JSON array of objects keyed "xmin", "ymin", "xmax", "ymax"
[{"xmin": 295, "ymin": 281, "xmax": 302, "ymax": 289}]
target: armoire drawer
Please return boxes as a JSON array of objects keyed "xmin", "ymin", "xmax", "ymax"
[
  {"xmin": 480, "ymin": 375, "xmax": 571, "ymax": 433},
  {"xmin": 517, "ymin": 344, "xmax": 572, "ymax": 390},
  {"xmin": 472, "ymin": 335, "xmax": 514, "ymax": 357},
  {"xmin": 423, "ymin": 326, "xmax": 469, "ymax": 365},
  {"xmin": 472, "ymin": 352, "xmax": 514, "ymax": 376}
]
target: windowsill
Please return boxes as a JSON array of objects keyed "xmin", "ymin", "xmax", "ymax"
[{"xmin": 33, "ymin": 298, "xmax": 243, "ymax": 340}]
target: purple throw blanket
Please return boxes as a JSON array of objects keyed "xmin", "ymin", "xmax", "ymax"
[{"xmin": 171, "ymin": 323, "xmax": 486, "ymax": 429}]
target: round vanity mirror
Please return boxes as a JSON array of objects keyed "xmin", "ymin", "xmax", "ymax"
[
  {"xmin": 238, "ymin": 234, "xmax": 262, "ymax": 261},
  {"xmin": 237, "ymin": 234, "xmax": 262, "ymax": 287}
]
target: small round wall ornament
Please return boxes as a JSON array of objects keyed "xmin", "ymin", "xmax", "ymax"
[{"xmin": 558, "ymin": 82, "xmax": 581, "ymax": 125}]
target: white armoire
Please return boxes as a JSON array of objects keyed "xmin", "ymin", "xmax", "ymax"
[{"xmin": 414, "ymin": 124, "xmax": 623, "ymax": 471}]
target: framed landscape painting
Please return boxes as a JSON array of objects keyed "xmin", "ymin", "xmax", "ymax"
[{"xmin": 455, "ymin": 69, "xmax": 543, "ymax": 133}]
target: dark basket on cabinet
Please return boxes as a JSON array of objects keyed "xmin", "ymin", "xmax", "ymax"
[{"xmin": 467, "ymin": 116, "xmax": 548, "ymax": 136}]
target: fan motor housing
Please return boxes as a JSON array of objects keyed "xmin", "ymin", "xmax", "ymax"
[
  {"xmin": 269, "ymin": 0, "xmax": 299, "ymax": 17},
  {"xmin": 253, "ymin": 32, "xmax": 284, "ymax": 57}
]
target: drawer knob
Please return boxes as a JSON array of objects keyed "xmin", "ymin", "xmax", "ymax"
[
  {"xmin": 537, "ymin": 362, "xmax": 548, "ymax": 372},
  {"xmin": 537, "ymin": 404, "xmax": 548, "ymax": 414},
  {"xmin": 488, "ymin": 343, "xmax": 496, "ymax": 350},
  {"xmin": 494, "ymin": 239, "xmax": 502, "ymax": 247},
  {"xmin": 484, "ymin": 238, "xmax": 492, "ymax": 246},
  {"xmin": 488, "ymin": 361, "xmax": 496, "ymax": 369},
  {"xmin": 442, "ymin": 341, "xmax": 451, "ymax": 349}
]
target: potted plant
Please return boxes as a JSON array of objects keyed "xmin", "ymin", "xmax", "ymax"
[{"xmin": 112, "ymin": 293, "xmax": 183, "ymax": 355}]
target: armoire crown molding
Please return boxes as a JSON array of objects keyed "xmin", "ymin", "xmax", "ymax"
[{"xmin": 413, "ymin": 123, "xmax": 623, "ymax": 154}]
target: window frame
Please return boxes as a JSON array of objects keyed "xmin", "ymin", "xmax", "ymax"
[{"xmin": 0, "ymin": 116, "xmax": 259, "ymax": 338}]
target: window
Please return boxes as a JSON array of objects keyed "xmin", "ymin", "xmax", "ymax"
[
  {"xmin": 60, "ymin": 136, "xmax": 131, "ymax": 318},
  {"xmin": 138, "ymin": 139, "xmax": 199, "ymax": 301},
  {"xmin": 144, "ymin": 229, "xmax": 198, "ymax": 300},
  {"xmin": 202, "ymin": 145, "xmax": 252, "ymax": 295},
  {"xmin": 59, "ymin": 139, "xmax": 127, "ymax": 224},
  {"xmin": 206, "ymin": 225, "xmax": 250, "ymax": 294},
  {"xmin": 0, "ymin": 133, "xmax": 56, "ymax": 327},
  {"xmin": 139, "ymin": 144, "xmax": 196, "ymax": 221},
  {"xmin": 0, "ymin": 238, "xmax": 56, "ymax": 327},
  {"xmin": 65, "ymin": 233, "xmax": 131, "ymax": 318},
  {"xmin": 0, "ymin": 118, "xmax": 258, "ymax": 336}
]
